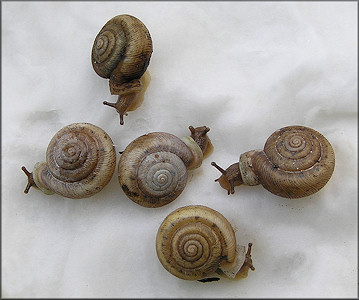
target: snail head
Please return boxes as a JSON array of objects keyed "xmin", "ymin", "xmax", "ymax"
[
  {"xmin": 103, "ymin": 79, "xmax": 143, "ymax": 125},
  {"xmin": 243, "ymin": 243, "xmax": 255, "ymax": 271},
  {"xmin": 211, "ymin": 162, "xmax": 243, "ymax": 195},
  {"xmin": 235, "ymin": 243, "xmax": 255, "ymax": 280},
  {"xmin": 189, "ymin": 126, "xmax": 211, "ymax": 155}
]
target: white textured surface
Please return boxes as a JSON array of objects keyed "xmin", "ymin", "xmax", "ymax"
[{"xmin": 2, "ymin": 2, "xmax": 357, "ymax": 298}]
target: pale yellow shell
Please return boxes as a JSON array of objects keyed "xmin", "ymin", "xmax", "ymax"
[{"xmin": 156, "ymin": 205, "xmax": 240, "ymax": 280}]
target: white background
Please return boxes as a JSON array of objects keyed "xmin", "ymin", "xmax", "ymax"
[{"xmin": 2, "ymin": 1, "xmax": 357, "ymax": 298}]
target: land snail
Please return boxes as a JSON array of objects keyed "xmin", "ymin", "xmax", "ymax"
[
  {"xmin": 211, "ymin": 125, "xmax": 335, "ymax": 198},
  {"xmin": 118, "ymin": 126, "xmax": 212, "ymax": 208},
  {"xmin": 91, "ymin": 14, "xmax": 153, "ymax": 125},
  {"xmin": 156, "ymin": 205, "xmax": 255, "ymax": 281},
  {"xmin": 21, "ymin": 123, "xmax": 116, "ymax": 199}
]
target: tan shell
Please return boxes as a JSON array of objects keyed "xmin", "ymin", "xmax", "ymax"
[
  {"xmin": 118, "ymin": 132, "xmax": 202, "ymax": 208},
  {"xmin": 91, "ymin": 14, "xmax": 153, "ymax": 92},
  {"xmin": 212, "ymin": 125, "xmax": 335, "ymax": 198},
  {"xmin": 244, "ymin": 125, "xmax": 335, "ymax": 198},
  {"xmin": 156, "ymin": 205, "xmax": 240, "ymax": 280},
  {"xmin": 30, "ymin": 123, "xmax": 116, "ymax": 199}
]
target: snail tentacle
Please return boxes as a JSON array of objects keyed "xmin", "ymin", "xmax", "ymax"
[
  {"xmin": 21, "ymin": 166, "xmax": 37, "ymax": 193},
  {"xmin": 103, "ymin": 97, "xmax": 129, "ymax": 125},
  {"xmin": 92, "ymin": 14, "xmax": 153, "ymax": 124},
  {"xmin": 243, "ymin": 242, "xmax": 255, "ymax": 271},
  {"xmin": 212, "ymin": 125, "xmax": 335, "ymax": 198},
  {"xmin": 156, "ymin": 205, "xmax": 254, "ymax": 280},
  {"xmin": 211, "ymin": 162, "xmax": 243, "ymax": 195}
]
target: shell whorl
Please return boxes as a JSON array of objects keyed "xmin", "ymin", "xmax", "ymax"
[
  {"xmin": 156, "ymin": 205, "xmax": 237, "ymax": 280},
  {"xmin": 35, "ymin": 123, "xmax": 116, "ymax": 199},
  {"xmin": 118, "ymin": 132, "xmax": 195, "ymax": 208},
  {"xmin": 92, "ymin": 14, "xmax": 153, "ymax": 87},
  {"xmin": 248, "ymin": 125, "xmax": 335, "ymax": 198}
]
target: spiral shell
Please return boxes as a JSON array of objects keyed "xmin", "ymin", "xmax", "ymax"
[
  {"xmin": 33, "ymin": 123, "xmax": 116, "ymax": 199},
  {"xmin": 156, "ymin": 205, "xmax": 238, "ymax": 280},
  {"xmin": 91, "ymin": 14, "xmax": 153, "ymax": 88},
  {"xmin": 118, "ymin": 132, "xmax": 196, "ymax": 208},
  {"xmin": 249, "ymin": 125, "xmax": 335, "ymax": 198},
  {"xmin": 212, "ymin": 125, "xmax": 335, "ymax": 198}
]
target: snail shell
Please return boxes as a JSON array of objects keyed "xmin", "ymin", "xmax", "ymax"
[
  {"xmin": 212, "ymin": 125, "xmax": 335, "ymax": 198},
  {"xmin": 92, "ymin": 14, "xmax": 152, "ymax": 88},
  {"xmin": 92, "ymin": 15, "xmax": 153, "ymax": 125},
  {"xmin": 118, "ymin": 126, "xmax": 211, "ymax": 208},
  {"xmin": 156, "ymin": 205, "xmax": 255, "ymax": 280},
  {"xmin": 22, "ymin": 123, "xmax": 116, "ymax": 199}
]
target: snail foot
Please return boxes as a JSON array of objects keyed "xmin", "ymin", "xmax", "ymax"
[{"xmin": 21, "ymin": 166, "xmax": 37, "ymax": 193}]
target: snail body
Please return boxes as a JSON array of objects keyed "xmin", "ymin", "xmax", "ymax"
[
  {"xmin": 92, "ymin": 14, "xmax": 153, "ymax": 125},
  {"xmin": 212, "ymin": 125, "xmax": 335, "ymax": 198},
  {"xmin": 156, "ymin": 205, "xmax": 255, "ymax": 281},
  {"xmin": 118, "ymin": 126, "xmax": 211, "ymax": 208},
  {"xmin": 22, "ymin": 123, "xmax": 116, "ymax": 199}
]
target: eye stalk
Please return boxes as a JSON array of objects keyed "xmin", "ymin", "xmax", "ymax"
[
  {"xmin": 211, "ymin": 126, "xmax": 335, "ymax": 199},
  {"xmin": 234, "ymin": 243, "xmax": 255, "ymax": 280},
  {"xmin": 21, "ymin": 166, "xmax": 37, "ymax": 193},
  {"xmin": 189, "ymin": 126, "xmax": 211, "ymax": 154},
  {"xmin": 92, "ymin": 15, "xmax": 153, "ymax": 125},
  {"xmin": 243, "ymin": 243, "xmax": 255, "ymax": 271}
]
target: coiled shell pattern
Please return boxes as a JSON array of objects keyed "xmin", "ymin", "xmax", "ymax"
[
  {"xmin": 32, "ymin": 123, "xmax": 116, "ymax": 199},
  {"xmin": 212, "ymin": 125, "xmax": 335, "ymax": 198},
  {"xmin": 118, "ymin": 132, "xmax": 196, "ymax": 208},
  {"xmin": 91, "ymin": 14, "xmax": 153, "ymax": 89},
  {"xmin": 156, "ymin": 205, "xmax": 238, "ymax": 280},
  {"xmin": 248, "ymin": 125, "xmax": 335, "ymax": 198}
]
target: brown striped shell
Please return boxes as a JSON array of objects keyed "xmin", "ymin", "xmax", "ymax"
[
  {"xmin": 156, "ymin": 205, "xmax": 254, "ymax": 280},
  {"xmin": 118, "ymin": 127, "xmax": 211, "ymax": 208},
  {"xmin": 91, "ymin": 14, "xmax": 153, "ymax": 92},
  {"xmin": 22, "ymin": 123, "xmax": 116, "ymax": 199},
  {"xmin": 212, "ymin": 125, "xmax": 335, "ymax": 198}
]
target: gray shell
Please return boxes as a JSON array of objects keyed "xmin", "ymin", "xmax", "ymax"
[{"xmin": 118, "ymin": 132, "xmax": 194, "ymax": 208}]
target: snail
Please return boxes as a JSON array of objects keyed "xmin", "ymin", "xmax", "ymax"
[
  {"xmin": 118, "ymin": 126, "xmax": 212, "ymax": 208},
  {"xmin": 91, "ymin": 14, "xmax": 153, "ymax": 125},
  {"xmin": 21, "ymin": 123, "xmax": 116, "ymax": 199},
  {"xmin": 211, "ymin": 125, "xmax": 335, "ymax": 198},
  {"xmin": 156, "ymin": 205, "xmax": 255, "ymax": 281}
]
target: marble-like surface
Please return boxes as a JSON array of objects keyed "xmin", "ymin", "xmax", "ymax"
[{"xmin": 2, "ymin": 2, "xmax": 357, "ymax": 298}]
